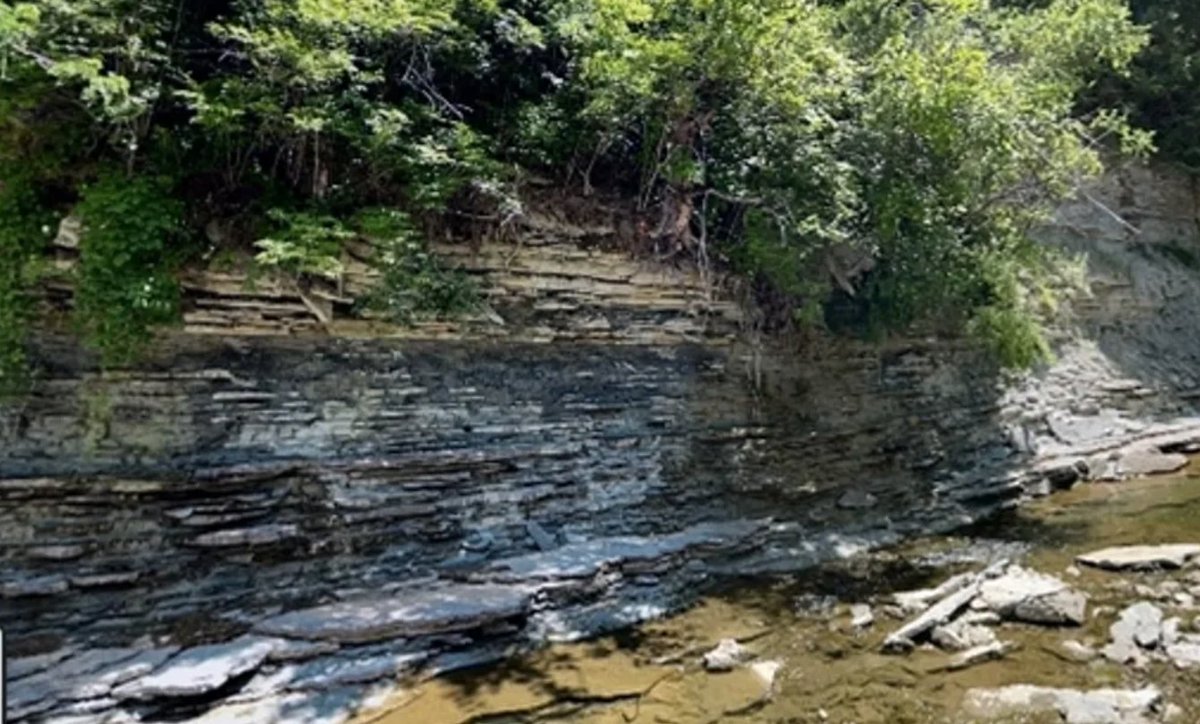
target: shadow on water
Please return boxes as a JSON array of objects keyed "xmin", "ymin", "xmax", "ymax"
[{"xmin": 360, "ymin": 466, "xmax": 1200, "ymax": 724}]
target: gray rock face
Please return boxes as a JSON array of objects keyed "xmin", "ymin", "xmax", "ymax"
[
  {"xmin": 1078, "ymin": 545, "xmax": 1200, "ymax": 571},
  {"xmin": 837, "ymin": 490, "xmax": 878, "ymax": 510},
  {"xmin": 6, "ymin": 162, "xmax": 1200, "ymax": 723},
  {"xmin": 113, "ymin": 638, "xmax": 277, "ymax": 700},
  {"xmin": 963, "ymin": 685, "xmax": 1161, "ymax": 724},
  {"xmin": 7, "ymin": 646, "xmax": 178, "ymax": 720}
]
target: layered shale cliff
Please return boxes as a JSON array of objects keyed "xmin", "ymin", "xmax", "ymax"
[{"xmin": 5, "ymin": 166, "xmax": 1200, "ymax": 723}]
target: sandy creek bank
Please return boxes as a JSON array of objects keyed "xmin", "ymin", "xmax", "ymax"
[{"xmin": 354, "ymin": 463, "xmax": 1200, "ymax": 723}]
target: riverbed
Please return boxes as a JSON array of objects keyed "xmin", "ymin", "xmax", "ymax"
[{"xmin": 355, "ymin": 463, "xmax": 1200, "ymax": 723}]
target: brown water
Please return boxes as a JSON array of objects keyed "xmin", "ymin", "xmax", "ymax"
[{"xmin": 357, "ymin": 466, "xmax": 1200, "ymax": 723}]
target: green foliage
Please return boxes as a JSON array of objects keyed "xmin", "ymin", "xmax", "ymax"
[
  {"xmin": 0, "ymin": 0, "xmax": 1171, "ymax": 372},
  {"xmin": 75, "ymin": 173, "xmax": 184, "ymax": 366},
  {"xmin": 255, "ymin": 210, "xmax": 351, "ymax": 280},
  {"xmin": 1086, "ymin": 0, "xmax": 1200, "ymax": 170},
  {"xmin": 0, "ymin": 171, "xmax": 54, "ymax": 394},
  {"xmin": 537, "ymin": 0, "xmax": 1146, "ymax": 367},
  {"xmin": 359, "ymin": 209, "xmax": 479, "ymax": 323}
]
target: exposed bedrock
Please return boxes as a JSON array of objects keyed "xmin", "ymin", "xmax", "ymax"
[{"xmin": 3, "ymin": 164, "xmax": 1200, "ymax": 721}]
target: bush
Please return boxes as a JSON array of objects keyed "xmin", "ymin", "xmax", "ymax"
[
  {"xmin": 74, "ymin": 173, "xmax": 184, "ymax": 366},
  {"xmin": 0, "ymin": 172, "xmax": 54, "ymax": 394}
]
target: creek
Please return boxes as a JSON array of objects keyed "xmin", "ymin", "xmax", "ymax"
[{"xmin": 355, "ymin": 463, "xmax": 1200, "ymax": 723}]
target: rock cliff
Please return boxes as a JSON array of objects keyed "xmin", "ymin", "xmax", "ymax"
[{"xmin": 3, "ymin": 166, "xmax": 1200, "ymax": 722}]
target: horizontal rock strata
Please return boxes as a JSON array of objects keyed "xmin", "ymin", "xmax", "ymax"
[{"xmin": 3, "ymin": 163, "xmax": 1200, "ymax": 722}]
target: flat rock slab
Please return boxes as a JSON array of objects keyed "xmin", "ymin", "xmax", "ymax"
[
  {"xmin": 1103, "ymin": 602, "xmax": 1163, "ymax": 665},
  {"xmin": 1115, "ymin": 449, "xmax": 1189, "ymax": 478},
  {"xmin": 1077, "ymin": 545, "xmax": 1200, "ymax": 571},
  {"xmin": 1165, "ymin": 634, "xmax": 1200, "ymax": 669},
  {"xmin": 884, "ymin": 583, "xmax": 981, "ymax": 652},
  {"xmin": 256, "ymin": 585, "xmax": 533, "ymax": 643},
  {"xmin": 481, "ymin": 521, "xmax": 764, "ymax": 581},
  {"xmin": 114, "ymin": 637, "xmax": 277, "ymax": 700},
  {"xmin": 8, "ymin": 646, "xmax": 179, "ymax": 719},
  {"xmin": 976, "ymin": 566, "xmax": 1086, "ymax": 625},
  {"xmin": 964, "ymin": 685, "xmax": 1161, "ymax": 724}
]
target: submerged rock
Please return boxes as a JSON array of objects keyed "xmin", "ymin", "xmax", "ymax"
[
  {"xmin": 1058, "ymin": 640, "xmax": 1099, "ymax": 663},
  {"xmin": 1077, "ymin": 545, "xmax": 1200, "ymax": 571},
  {"xmin": 963, "ymin": 685, "xmax": 1161, "ymax": 723},
  {"xmin": 703, "ymin": 639, "xmax": 753, "ymax": 671},
  {"xmin": 934, "ymin": 641, "xmax": 1013, "ymax": 673}
]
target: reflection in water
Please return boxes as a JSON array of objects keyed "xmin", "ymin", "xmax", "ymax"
[{"xmin": 358, "ymin": 465, "xmax": 1200, "ymax": 723}]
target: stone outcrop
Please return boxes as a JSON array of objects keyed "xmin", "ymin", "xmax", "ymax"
[{"xmin": 4, "ymin": 164, "xmax": 1200, "ymax": 721}]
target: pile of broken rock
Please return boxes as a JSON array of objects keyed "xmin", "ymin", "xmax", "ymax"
[
  {"xmin": 880, "ymin": 543, "xmax": 1200, "ymax": 723},
  {"xmin": 881, "ymin": 559, "xmax": 1086, "ymax": 670}
]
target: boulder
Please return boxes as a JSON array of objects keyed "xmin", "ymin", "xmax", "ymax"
[{"xmin": 1077, "ymin": 545, "xmax": 1200, "ymax": 571}]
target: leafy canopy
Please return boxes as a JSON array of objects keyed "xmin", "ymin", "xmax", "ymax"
[{"xmin": 0, "ymin": 0, "xmax": 1160, "ymax": 379}]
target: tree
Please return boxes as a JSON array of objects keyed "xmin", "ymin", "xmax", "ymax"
[{"xmin": 0, "ymin": 0, "xmax": 1154, "ymax": 379}]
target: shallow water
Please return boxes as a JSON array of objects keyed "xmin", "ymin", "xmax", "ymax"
[{"xmin": 357, "ymin": 465, "xmax": 1200, "ymax": 723}]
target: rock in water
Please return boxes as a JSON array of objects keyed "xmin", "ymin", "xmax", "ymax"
[
  {"xmin": 114, "ymin": 637, "xmax": 277, "ymax": 700},
  {"xmin": 1077, "ymin": 545, "xmax": 1200, "ymax": 571},
  {"xmin": 931, "ymin": 621, "xmax": 997, "ymax": 652},
  {"xmin": 1103, "ymin": 602, "xmax": 1164, "ymax": 665},
  {"xmin": 934, "ymin": 641, "xmax": 1013, "ymax": 673},
  {"xmin": 963, "ymin": 685, "xmax": 1161, "ymax": 723},
  {"xmin": 1115, "ymin": 449, "xmax": 1189, "ymax": 478},
  {"xmin": 703, "ymin": 639, "xmax": 753, "ymax": 671},
  {"xmin": 849, "ymin": 604, "xmax": 874, "ymax": 630},
  {"xmin": 748, "ymin": 660, "xmax": 782, "ymax": 691},
  {"xmin": 884, "ymin": 584, "xmax": 981, "ymax": 652},
  {"xmin": 975, "ymin": 566, "xmax": 1087, "ymax": 625}
]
